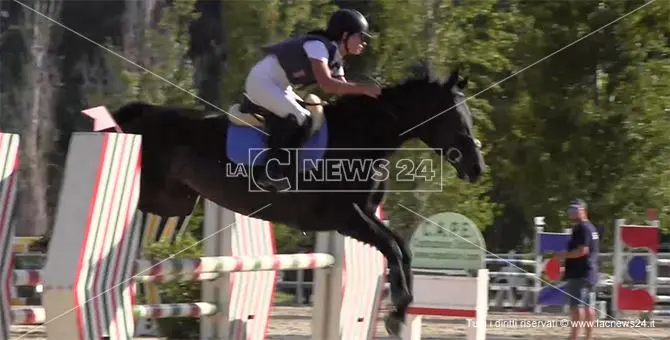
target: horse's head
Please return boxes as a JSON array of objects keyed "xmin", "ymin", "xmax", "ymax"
[{"xmin": 384, "ymin": 62, "xmax": 485, "ymax": 183}]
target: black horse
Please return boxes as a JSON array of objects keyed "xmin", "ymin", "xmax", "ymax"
[{"xmin": 104, "ymin": 63, "xmax": 484, "ymax": 336}]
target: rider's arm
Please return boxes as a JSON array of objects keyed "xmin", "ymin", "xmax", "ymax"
[
  {"xmin": 332, "ymin": 66, "xmax": 346, "ymax": 82},
  {"xmin": 303, "ymin": 41, "xmax": 360, "ymax": 95},
  {"xmin": 311, "ymin": 61, "xmax": 362, "ymax": 94}
]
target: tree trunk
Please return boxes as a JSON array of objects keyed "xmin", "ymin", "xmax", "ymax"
[{"xmin": 15, "ymin": 0, "xmax": 61, "ymax": 236}]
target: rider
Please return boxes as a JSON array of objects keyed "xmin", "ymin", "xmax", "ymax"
[{"xmin": 243, "ymin": 8, "xmax": 382, "ymax": 191}]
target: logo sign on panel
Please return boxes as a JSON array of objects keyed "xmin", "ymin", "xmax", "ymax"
[{"xmin": 409, "ymin": 212, "xmax": 485, "ymax": 275}]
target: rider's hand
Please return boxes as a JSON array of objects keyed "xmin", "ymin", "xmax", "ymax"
[{"xmin": 359, "ymin": 83, "xmax": 382, "ymax": 98}]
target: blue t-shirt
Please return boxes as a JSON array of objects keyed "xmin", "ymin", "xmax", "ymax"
[{"xmin": 564, "ymin": 221, "xmax": 599, "ymax": 285}]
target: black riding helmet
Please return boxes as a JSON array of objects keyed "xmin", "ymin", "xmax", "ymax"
[{"xmin": 326, "ymin": 8, "xmax": 372, "ymax": 42}]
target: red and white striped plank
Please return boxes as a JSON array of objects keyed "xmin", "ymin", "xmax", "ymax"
[
  {"xmin": 228, "ymin": 213, "xmax": 276, "ymax": 340},
  {"xmin": 11, "ymin": 302, "xmax": 217, "ymax": 325},
  {"xmin": 312, "ymin": 205, "xmax": 388, "ymax": 340},
  {"xmin": 133, "ymin": 302, "xmax": 217, "ymax": 318},
  {"xmin": 13, "ymin": 270, "xmax": 42, "ymax": 286},
  {"xmin": 42, "ymin": 133, "xmax": 142, "ymax": 340},
  {"xmin": 340, "ymin": 205, "xmax": 387, "ymax": 339},
  {"xmin": 135, "ymin": 272, "xmax": 221, "ymax": 283},
  {"xmin": 200, "ymin": 202, "xmax": 277, "ymax": 340},
  {"xmin": 0, "ymin": 133, "xmax": 19, "ymax": 340},
  {"xmin": 11, "ymin": 307, "xmax": 45, "ymax": 324},
  {"xmin": 137, "ymin": 253, "xmax": 335, "ymax": 276}
]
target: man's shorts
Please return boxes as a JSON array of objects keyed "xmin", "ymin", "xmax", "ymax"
[{"xmin": 564, "ymin": 278, "xmax": 595, "ymax": 308}]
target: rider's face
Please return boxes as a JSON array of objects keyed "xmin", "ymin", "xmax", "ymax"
[{"xmin": 344, "ymin": 33, "xmax": 367, "ymax": 55}]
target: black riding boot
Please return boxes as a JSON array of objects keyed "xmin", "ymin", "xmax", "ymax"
[{"xmin": 255, "ymin": 114, "xmax": 303, "ymax": 192}]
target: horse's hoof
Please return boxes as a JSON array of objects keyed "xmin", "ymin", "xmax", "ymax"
[{"xmin": 383, "ymin": 313, "xmax": 404, "ymax": 338}]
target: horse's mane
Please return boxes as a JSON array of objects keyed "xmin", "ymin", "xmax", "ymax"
[
  {"xmin": 404, "ymin": 60, "xmax": 444, "ymax": 85},
  {"xmin": 323, "ymin": 60, "xmax": 446, "ymax": 119}
]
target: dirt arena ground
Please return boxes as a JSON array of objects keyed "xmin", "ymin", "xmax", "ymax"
[{"xmin": 11, "ymin": 306, "xmax": 670, "ymax": 339}]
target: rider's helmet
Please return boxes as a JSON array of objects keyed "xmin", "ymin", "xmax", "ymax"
[{"xmin": 326, "ymin": 8, "xmax": 372, "ymax": 41}]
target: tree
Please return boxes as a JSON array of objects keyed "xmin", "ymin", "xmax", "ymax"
[
  {"xmin": 6, "ymin": 0, "xmax": 62, "ymax": 236},
  {"xmin": 485, "ymin": 0, "xmax": 670, "ymax": 250},
  {"xmin": 81, "ymin": 0, "xmax": 199, "ymax": 110}
]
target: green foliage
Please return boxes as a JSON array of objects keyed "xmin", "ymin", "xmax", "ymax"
[
  {"xmin": 189, "ymin": 199, "xmax": 204, "ymax": 239},
  {"xmin": 483, "ymin": 0, "xmax": 670, "ymax": 250},
  {"xmin": 274, "ymin": 223, "xmax": 311, "ymax": 253},
  {"xmin": 82, "ymin": 0, "xmax": 200, "ymax": 110}
]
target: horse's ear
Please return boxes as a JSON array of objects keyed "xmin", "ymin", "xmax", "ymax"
[
  {"xmin": 446, "ymin": 69, "xmax": 460, "ymax": 88},
  {"xmin": 457, "ymin": 76, "xmax": 469, "ymax": 89},
  {"xmin": 410, "ymin": 59, "xmax": 432, "ymax": 79}
]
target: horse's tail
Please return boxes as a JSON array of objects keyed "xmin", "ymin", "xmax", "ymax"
[{"xmin": 105, "ymin": 101, "xmax": 153, "ymax": 133}]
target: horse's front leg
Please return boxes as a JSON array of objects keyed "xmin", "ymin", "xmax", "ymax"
[
  {"xmin": 359, "ymin": 204, "xmax": 414, "ymax": 335},
  {"xmin": 335, "ymin": 203, "xmax": 412, "ymax": 337}
]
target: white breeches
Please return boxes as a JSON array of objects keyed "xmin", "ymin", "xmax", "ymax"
[{"xmin": 244, "ymin": 55, "xmax": 311, "ymax": 125}]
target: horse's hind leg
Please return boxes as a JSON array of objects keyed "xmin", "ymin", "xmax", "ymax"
[{"xmin": 332, "ymin": 203, "xmax": 412, "ymax": 337}]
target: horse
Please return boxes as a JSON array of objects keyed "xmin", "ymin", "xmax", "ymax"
[{"xmin": 100, "ymin": 63, "xmax": 485, "ymax": 336}]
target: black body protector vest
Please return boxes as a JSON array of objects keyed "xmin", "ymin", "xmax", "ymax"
[{"xmin": 262, "ymin": 34, "xmax": 342, "ymax": 86}]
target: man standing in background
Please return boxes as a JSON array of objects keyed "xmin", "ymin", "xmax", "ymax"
[{"xmin": 556, "ymin": 199, "xmax": 599, "ymax": 340}]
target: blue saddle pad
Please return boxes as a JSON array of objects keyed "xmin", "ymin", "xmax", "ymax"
[{"xmin": 226, "ymin": 121, "xmax": 328, "ymax": 173}]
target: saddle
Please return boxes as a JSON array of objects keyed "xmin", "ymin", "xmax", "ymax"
[{"xmin": 228, "ymin": 93, "xmax": 326, "ymax": 136}]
